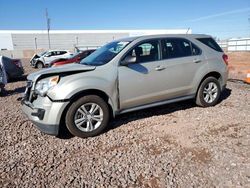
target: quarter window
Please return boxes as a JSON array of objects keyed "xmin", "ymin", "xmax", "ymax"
[{"xmin": 197, "ymin": 38, "xmax": 223, "ymax": 52}]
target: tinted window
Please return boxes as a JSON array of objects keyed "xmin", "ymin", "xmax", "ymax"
[
  {"xmin": 125, "ymin": 40, "xmax": 160, "ymax": 63},
  {"xmin": 46, "ymin": 52, "xmax": 53, "ymax": 57},
  {"xmin": 191, "ymin": 44, "xmax": 201, "ymax": 56},
  {"xmin": 197, "ymin": 38, "xmax": 223, "ymax": 52},
  {"xmin": 54, "ymin": 51, "xmax": 62, "ymax": 56},
  {"xmin": 162, "ymin": 38, "xmax": 192, "ymax": 59},
  {"xmin": 60, "ymin": 51, "xmax": 67, "ymax": 55}
]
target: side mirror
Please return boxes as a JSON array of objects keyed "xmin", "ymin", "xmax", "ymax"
[
  {"xmin": 44, "ymin": 54, "xmax": 50, "ymax": 57},
  {"xmin": 121, "ymin": 56, "xmax": 137, "ymax": 66}
]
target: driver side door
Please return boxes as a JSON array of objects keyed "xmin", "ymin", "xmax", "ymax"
[{"xmin": 118, "ymin": 39, "xmax": 168, "ymax": 110}]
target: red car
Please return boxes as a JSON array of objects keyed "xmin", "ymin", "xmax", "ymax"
[{"xmin": 50, "ymin": 49, "xmax": 95, "ymax": 67}]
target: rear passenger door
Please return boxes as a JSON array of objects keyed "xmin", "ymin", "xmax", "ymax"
[
  {"xmin": 159, "ymin": 38, "xmax": 204, "ymax": 98},
  {"xmin": 59, "ymin": 51, "xmax": 69, "ymax": 58}
]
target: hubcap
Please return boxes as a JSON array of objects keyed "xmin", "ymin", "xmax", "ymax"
[
  {"xmin": 203, "ymin": 82, "xmax": 218, "ymax": 103},
  {"xmin": 74, "ymin": 103, "xmax": 103, "ymax": 132}
]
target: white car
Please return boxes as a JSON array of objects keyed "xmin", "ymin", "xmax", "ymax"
[{"xmin": 30, "ymin": 50, "xmax": 73, "ymax": 68}]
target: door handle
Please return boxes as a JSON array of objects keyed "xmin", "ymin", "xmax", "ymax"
[
  {"xmin": 193, "ymin": 59, "xmax": 202, "ymax": 63},
  {"xmin": 155, "ymin": 65, "xmax": 166, "ymax": 71}
]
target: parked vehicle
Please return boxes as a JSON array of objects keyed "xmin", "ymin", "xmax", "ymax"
[
  {"xmin": 21, "ymin": 34, "xmax": 228, "ymax": 138},
  {"xmin": 0, "ymin": 56, "xmax": 7, "ymax": 94},
  {"xmin": 0, "ymin": 56, "xmax": 24, "ymax": 81},
  {"xmin": 30, "ymin": 50, "xmax": 73, "ymax": 68},
  {"xmin": 50, "ymin": 49, "xmax": 95, "ymax": 67}
]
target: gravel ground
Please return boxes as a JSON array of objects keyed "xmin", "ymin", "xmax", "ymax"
[{"xmin": 0, "ymin": 60, "xmax": 250, "ymax": 187}]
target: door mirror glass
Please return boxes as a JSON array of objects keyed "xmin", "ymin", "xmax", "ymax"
[{"xmin": 121, "ymin": 56, "xmax": 137, "ymax": 66}]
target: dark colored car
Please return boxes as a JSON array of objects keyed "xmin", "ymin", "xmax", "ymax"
[
  {"xmin": 1, "ymin": 56, "xmax": 24, "ymax": 81},
  {"xmin": 50, "ymin": 49, "xmax": 95, "ymax": 67}
]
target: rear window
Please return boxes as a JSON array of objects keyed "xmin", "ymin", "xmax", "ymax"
[{"xmin": 197, "ymin": 38, "xmax": 223, "ymax": 52}]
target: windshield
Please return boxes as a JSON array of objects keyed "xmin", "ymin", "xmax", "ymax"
[
  {"xmin": 71, "ymin": 52, "xmax": 80, "ymax": 58},
  {"xmin": 80, "ymin": 41, "xmax": 130, "ymax": 66},
  {"xmin": 39, "ymin": 51, "xmax": 47, "ymax": 57}
]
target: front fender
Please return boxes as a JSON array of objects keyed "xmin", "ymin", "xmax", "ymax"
[{"xmin": 47, "ymin": 74, "xmax": 119, "ymax": 113}]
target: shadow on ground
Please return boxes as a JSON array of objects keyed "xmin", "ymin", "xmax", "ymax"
[
  {"xmin": 8, "ymin": 75, "xmax": 27, "ymax": 83},
  {"xmin": 57, "ymin": 88, "xmax": 232, "ymax": 140}
]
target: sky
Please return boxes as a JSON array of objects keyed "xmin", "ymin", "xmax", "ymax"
[{"xmin": 0, "ymin": 0, "xmax": 249, "ymax": 39}]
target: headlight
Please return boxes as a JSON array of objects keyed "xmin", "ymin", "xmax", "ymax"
[{"xmin": 35, "ymin": 76, "xmax": 60, "ymax": 96}]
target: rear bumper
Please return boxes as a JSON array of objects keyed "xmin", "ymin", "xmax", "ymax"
[{"xmin": 21, "ymin": 97, "xmax": 69, "ymax": 136}]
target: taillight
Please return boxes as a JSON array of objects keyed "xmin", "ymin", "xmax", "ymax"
[{"xmin": 222, "ymin": 54, "xmax": 228, "ymax": 65}]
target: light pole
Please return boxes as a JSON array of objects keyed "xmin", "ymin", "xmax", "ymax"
[
  {"xmin": 46, "ymin": 8, "xmax": 51, "ymax": 49},
  {"xmin": 248, "ymin": 16, "xmax": 250, "ymax": 37},
  {"xmin": 76, "ymin": 36, "xmax": 79, "ymax": 45},
  {"xmin": 34, "ymin": 37, "xmax": 37, "ymax": 50}
]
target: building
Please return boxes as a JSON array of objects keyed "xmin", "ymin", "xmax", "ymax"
[{"xmin": 0, "ymin": 29, "xmax": 191, "ymax": 58}]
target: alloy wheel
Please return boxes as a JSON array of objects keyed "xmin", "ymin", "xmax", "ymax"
[
  {"xmin": 203, "ymin": 82, "xmax": 218, "ymax": 103},
  {"xmin": 74, "ymin": 103, "xmax": 104, "ymax": 132}
]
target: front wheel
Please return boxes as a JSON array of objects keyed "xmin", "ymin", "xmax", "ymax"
[
  {"xmin": 65, "ymin": 95, "xmax": 110, "ymax": 138},
  {"xmin": 36, "ymin": 61, "xmax": 44, "ymax": 69},
  {"xmin": 196, "ymin": 77, "xmax": 221, "ymax": 107}
]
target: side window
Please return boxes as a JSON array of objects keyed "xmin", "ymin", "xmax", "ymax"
[
  {"xmin": 60, "ymin": 51, "xmax": 67, "ymax": 55},
  {"xmin": 197, "ymin": 38, "xmax": 223, "ymax": 52},
  {"xmin": 162, "ymin": 38, "xmax": 192, "ymax": 59},
  {"xmin": 125, "ymin": 40, "xmax": 160, "ymax": 63},
  {"xmin": 46, "ymin": 52, "xmax": 53, "ymax": 57},
  {"xmin": 55, "ymin": 51, "xmax": 61, "ymax": 56},
  {"xmin": 51, "ymin": 51, "xmax": 57, "ymax": 56},
  {"xmin": 191, "ymin": 44, "xmax": 201, "ymax": 56}
]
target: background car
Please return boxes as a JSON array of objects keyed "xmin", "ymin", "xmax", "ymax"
[
  {"xmin": 50, "ymin": 49, "xmax": 95, "ymax": 67},
  {"xmin": 0, "ymin": 56, "xmax": 24, "ymax": 81},
  {"xmin": 29, "ymin": 50, "xmax": 73, "ymax": 68}
]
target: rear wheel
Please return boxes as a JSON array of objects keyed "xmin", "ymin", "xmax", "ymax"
[
  {"xmin": 36, "ymin": 61, "xmax": 44, "ymax": 69},
  {"xmin": 196, "ymin": 77, "xmax": 221, "ymax": 107},
  {"xmin": 65, "ymin": 95, "xmax": 110, "ymax": 138}
]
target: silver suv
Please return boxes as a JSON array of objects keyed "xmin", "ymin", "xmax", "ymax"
[{"xmin": 21, "ymin": 34, "xmax": 228, "ymax": 138}]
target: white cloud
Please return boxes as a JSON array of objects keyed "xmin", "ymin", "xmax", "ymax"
[{"xmin": 188, "ymin": 7, "xmax": 250, "ymax": 22}]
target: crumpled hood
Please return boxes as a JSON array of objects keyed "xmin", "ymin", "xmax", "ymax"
[{"xmin": 27, "ymin": 63, "xmax": 96, "ymax": 82}]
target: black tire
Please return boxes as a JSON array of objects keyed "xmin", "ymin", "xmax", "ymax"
[
  {"xmin": 65, "ymin": 95, "xmax": 110, "ymax": 138},
  {"xmin": 6, "ymin": 73, "xmax": 10, "ymax": 82},
  {"xmin": 0, "ymin": 84, "xmax": 5, "ymax": 96},
  {"xmin": 196, "ymin": 77, "xmax": 221, "ymax": 107},
  {"xmin": 36, "ymin": 61, "xmax": 44, "ymax": 69}
]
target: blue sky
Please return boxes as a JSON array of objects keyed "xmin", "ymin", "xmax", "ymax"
[{"xmin": 0, "ymin": 0, "xmax": 249, "ymax": 39}]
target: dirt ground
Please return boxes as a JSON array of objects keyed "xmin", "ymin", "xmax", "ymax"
[
  {"xmin": 0, "ymin": 57, "xmax": 249, "ymax": 187},
  {"xmin": 227, "ymin": 52, "xmax": 250, "ymax": 81}
]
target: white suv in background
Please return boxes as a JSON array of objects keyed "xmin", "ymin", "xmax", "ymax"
[{"xmin": 30, "ymin": 50, "xmax": 73, "ymax": 68}]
